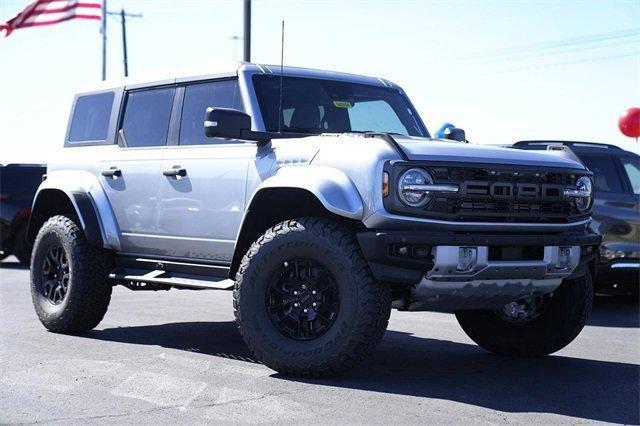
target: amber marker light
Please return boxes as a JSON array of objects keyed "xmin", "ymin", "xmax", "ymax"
[{"xmin": 382, "ymin": 172, "xmax": 390, "ymax": 197}]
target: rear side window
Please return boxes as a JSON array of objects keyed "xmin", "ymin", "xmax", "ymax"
[
  {"xmin": 68, "ymin": 92, "xmax": 114, "ymax": 142},
  {"xmin": 120, "ymin": 88, "xmax": 175, "ymax": 148},
  {"xmin": 179, "ymin": 80, "xmax": 244, "ymax": 145},
  {"xmin": 621, "ymin": 156, "xmax": 640, "ymax": 195},
  {"xmin": 578, "ymin": 155, "xmax": 624, "ymax": 193}
]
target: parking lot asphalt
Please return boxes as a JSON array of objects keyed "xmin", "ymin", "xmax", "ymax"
[{"xmin": 1, "ymin": 257, "xmax": 638, "ymax": 424}]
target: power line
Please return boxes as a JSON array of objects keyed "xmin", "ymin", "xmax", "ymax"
[
  {"xmin": 443, "ymin": 28, "xmax": 640, "ymax": 62},
  {"xmin": 490, "ymin": 51, "xmax": 639, "ymax": 74},
  {"xmin": 440, "ymin": 37, "xmax": 640, "ymax": 67}
]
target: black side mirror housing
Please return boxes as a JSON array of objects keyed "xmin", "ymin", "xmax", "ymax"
[
  {"xmin": 444, "ymin": 127, "xmax": 466, "ymax": 142},
  {"xmin": 204, "ymin": 107, "xmax": 252, "ymax": 139}
]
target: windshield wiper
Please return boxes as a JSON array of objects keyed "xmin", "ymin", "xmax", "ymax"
[{"xmin": 282, "ymin": 127, "xmax": 324, "ymax": 135}]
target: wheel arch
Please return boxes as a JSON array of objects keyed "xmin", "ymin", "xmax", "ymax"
[
  {"xmin": 229, "ymin": 186, "xmax": 362, "ymax": 278},
  {"xmin": 27, "ymin": 188, "xmax": 99, "ymax": 246},
  {"xmin": 27, "ymin": 171, "xmax": 121, "ymax": 250}
]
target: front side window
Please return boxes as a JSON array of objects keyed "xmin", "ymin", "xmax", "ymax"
[
  {"xmin": 69, "ymin": 92, "xmax": 114, "ymax": 142},
  {"xmin": 179, "ymin": 79, "xmax": 244, "ymax": 145},
  {"xmin": 621, "ymin": 156, "xmax": 640, "ymax": 195},
  {"xmin": 252, "ymin": 75, "xmax": 427, "ymax": 137},
  {"xmin": 120, "ymin": 88, "xmax": 175, "ymax": 148},
  {"xmin": 578, "ymin": 155, "xmax": 624, "ymax": 193}
]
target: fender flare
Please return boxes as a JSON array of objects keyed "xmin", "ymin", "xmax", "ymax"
[
  {"xmin": 228, "ymin": 166, "xmax": 364, "ymax": 277},
  {"xmin": 28, "ymin": 170, "xmax": 121, "ymax": 250},
  {"xmin": 248, "ymin": 166, "xmax": 364, "ymax": 220}
]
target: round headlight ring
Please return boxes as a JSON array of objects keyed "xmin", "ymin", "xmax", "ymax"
[
  {"xmin": 398, "ymin": 168, "xmax": 434, "ymax": 208},
  {"xmin": 575, "ymin": 176, "xmax": 593, "ymax": 212}
]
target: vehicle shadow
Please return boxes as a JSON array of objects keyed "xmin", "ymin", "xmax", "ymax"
[
  {"xmin": 83, "ymin": 320, "xmax": 639, "ymax": 424},
  {"xmin": 589, "ymin": 295, "xmax": 639, "ymax": 328}
]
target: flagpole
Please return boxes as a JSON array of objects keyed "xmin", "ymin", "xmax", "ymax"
[{"xmin": 101, "ymin": 0, "xmax": 107, "ymax": 81}]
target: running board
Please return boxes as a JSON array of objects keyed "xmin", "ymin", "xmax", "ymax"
[{"xmin": 109, "ymin": 268, "xmax": 234, "ymax": 291}]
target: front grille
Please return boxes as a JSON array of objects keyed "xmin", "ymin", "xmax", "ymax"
[{"xmin": 387, "ymin": 163, "xmax": 590, "ymax": 223}]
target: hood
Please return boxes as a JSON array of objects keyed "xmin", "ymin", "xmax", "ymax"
[{"xmin": 393, "ymin": 136, "xmax": 587, "ymax": 170}]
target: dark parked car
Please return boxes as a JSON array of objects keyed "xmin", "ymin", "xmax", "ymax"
[
  {"xmin": 514, "ymin": 141, "xmax": 639, "ymax": 293},
  {"xmin": 0, "ymin": 164, "xmax": 46, "ymax": 264}
]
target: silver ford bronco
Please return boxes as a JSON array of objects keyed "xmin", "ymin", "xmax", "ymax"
[{"xmin": 28, "ymin": 63, "xmax": 600, "ymax": 377}]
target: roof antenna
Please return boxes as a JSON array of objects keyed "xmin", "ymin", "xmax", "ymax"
[{"xmin": 278, "ymin": 20, "xmax": 284, "ymax": 134}]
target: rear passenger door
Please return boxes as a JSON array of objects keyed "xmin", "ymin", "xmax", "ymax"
[
  {"xmin": 99, "ymin": 86, "xmax": 176, "ymax": 255},
  {"xmin": 156, "ymin": 79, "xmax": 255, "ymax": 263}
]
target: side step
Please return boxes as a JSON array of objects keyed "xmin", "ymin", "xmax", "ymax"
[{"xmin": 109, "ymin": 268, "xmax": 234, "ymax": 291}]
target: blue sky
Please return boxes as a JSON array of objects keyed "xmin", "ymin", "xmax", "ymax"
[{"xmin": 1, "ymin": 0, "xmax": 639, "ymax": 163}]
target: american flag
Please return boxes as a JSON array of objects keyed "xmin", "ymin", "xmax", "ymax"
[{"xmin": 1, "ymin": 0, "xmax": 102, "ymax": 37}]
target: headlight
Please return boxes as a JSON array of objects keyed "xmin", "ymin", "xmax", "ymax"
[
  {"xmin": 574, "ymin": 176, "xmax": 593, "ymax": 211},
  {"xmin": 398, "ymin": 168, "xmax": 434, "ymax": 207},
  {"xmin": 564, "ymin": 176, "xmax": 593, "ymax": 211}
]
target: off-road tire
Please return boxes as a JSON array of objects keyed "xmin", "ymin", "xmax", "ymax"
[
  {"xmin": 31, "ymin": 215, "xmax": 113, "ymax": 333},
  {"xmin": 455, "ymin": 271, "xmax": 593, "ymax": 357},
  {"xmin": 234, "ymin": 217, "xmax": 391, "ymax": 377},
  {"xmin": 13, "ymin": 222, "xmax": 31, "ymax": 265}
]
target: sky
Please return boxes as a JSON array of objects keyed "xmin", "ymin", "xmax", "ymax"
[{"xmin": 1, "ymin": 0, "xmax": 639, "ymax": 164}]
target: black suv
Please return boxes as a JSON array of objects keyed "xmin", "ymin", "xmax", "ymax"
[
  {"xmin": 0, "ymin": 164, "xmax": 46, "ymax": 265},
  {"xmin": 514, "ymin": 141, "xmax": 639, "ymax": 293}
]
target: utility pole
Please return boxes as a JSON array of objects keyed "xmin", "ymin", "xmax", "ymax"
[
  {"xmin": 101, "ymin": 0, "xmax": 107, "ymax": 81},
  {"xmin": 120, "ymin": 9, "xmax": 129, "ymax": 77},
  {"xmin": 107, "ymin": 9, "xmax": 142, "ymax": 78},
  {"xmin": 243, "ymin": 0, "xmax": 251, "ymax": 62}
]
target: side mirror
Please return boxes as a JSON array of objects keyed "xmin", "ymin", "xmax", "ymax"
[
  {"xmin": 204, "ymin": 107, "xmax": 252, "ymax": 139},
  {"xmin": 444, "ymin": 126, "xmax": 466, "ymax": 142},
  {"xmin": 435, "ymin": 123, "xmax": 467, "ymax": 142}
]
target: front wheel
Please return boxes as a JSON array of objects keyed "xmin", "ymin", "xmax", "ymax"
[
  {"xmin": 455, "ymin": 271, "xmax": 593, "ymax": 357},
  {"xmin": 31, "ymin": 215, "xmax": 113, "ymax": 333},
  {"xmin": 234, "ymin": 218, "xmax": 391, "ymax": 377}
]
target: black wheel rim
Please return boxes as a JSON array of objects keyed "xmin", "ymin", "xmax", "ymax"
[
  {"xmin": 266, "ymin": 258, "xmax": 340, "ymax": 341},
  {"xmin": 41, "ymin": 245, "xmax": 70, "ymax": 305}
]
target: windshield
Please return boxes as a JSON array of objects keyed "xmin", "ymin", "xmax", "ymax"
[{"xmin": 252, "ymin": 75, "xmax": 429, "ymax": 137}]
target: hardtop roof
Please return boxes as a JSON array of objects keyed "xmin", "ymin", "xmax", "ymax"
[{"xmin": 77, "ymin": 62, "xmax": 398, "ymax": 95}]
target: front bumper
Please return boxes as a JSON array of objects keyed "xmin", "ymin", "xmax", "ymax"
[{"xmin": 357, "ymin": 230, "xmax": 601, "ymax": 311}]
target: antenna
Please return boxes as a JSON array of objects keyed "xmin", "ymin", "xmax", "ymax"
[{"xmin": 278, "ymin": 20, "xmax": 285, "ymax": 134}]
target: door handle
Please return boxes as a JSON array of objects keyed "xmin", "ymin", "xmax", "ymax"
[
  {"xmin": 101, "ymin": 167, "xmax": 122, "ymax": 178},
  {"xmin": 163, "ymin": 166, "xmax": 187, "ymax": 177}
]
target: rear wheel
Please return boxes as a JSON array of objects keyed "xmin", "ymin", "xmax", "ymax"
[
  {"xmin": 455, "ymin": 271, "xmax": 593, "ymax": 357},
  {"xmin": 31, "ymin": 215, "xmax": 113, "ymax": 333},
  {"xmin": 234, "ymin": 218, "xmax": 391, "ymax": 377}
]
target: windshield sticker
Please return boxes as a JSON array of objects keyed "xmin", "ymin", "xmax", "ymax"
[{"xmin": 332, "ymin": 100, "xmax": 353, "ymax": 109}]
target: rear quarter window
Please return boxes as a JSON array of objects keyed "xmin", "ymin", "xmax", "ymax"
[{"xmin": 68, "ymin": 92, "xmax": 114, "ymax": 142}]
